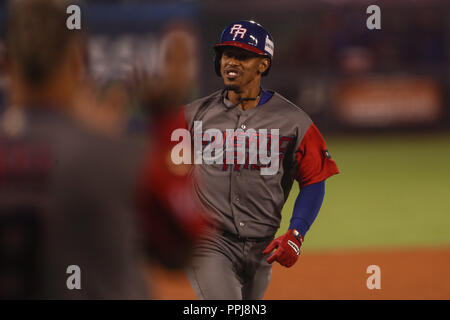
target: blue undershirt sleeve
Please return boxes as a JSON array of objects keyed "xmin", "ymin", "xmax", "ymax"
[{"xmin": 288, "ymin": 180, "xmax": 326, "ymax": 238}]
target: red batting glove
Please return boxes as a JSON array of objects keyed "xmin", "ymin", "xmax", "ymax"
[{"xmin": 262, "ymin": 229, "xmax": 304, "ymax": 268}]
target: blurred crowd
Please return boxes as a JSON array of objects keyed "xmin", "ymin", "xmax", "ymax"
[
  {"xmin": 277, "ymin": 8, "xmax": 446, "ymax": 74},
  {"xmin": 1, "ymin": 1, "xmax": 449, "ymax": 128},
  {"xmin": 252, "ymin": 4, "xmax": 449, "ymax": 129}
]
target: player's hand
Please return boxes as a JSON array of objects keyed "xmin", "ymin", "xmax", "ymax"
[{"xmin": 262, "ymin": 229, "xmax": 303, "ymax": 268}]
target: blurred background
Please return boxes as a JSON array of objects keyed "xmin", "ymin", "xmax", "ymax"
[{"xmin": 0, "ymin": 0, "xmax": 449, "ymax": 299}]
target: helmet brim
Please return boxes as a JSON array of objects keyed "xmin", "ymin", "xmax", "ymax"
[{"xmin": 214, "ymin": 41, "xmax": 267, "ymax": 57}]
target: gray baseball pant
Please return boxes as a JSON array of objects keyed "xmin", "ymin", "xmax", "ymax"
[{"xmin": 185, "ymin": 231, "xmax": 273, "ymax": 300}]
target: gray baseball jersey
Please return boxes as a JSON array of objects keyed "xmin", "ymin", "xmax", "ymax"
[{"xmin": 183, "ymin": 89, "xmax": 339, "ymax": 239}]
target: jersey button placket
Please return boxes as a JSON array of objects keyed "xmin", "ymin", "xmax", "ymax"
[
  {"xmin": 237, "ymin": 116, "xmax": 246, "ymax": 177},
  {"xmin": 232, "ymin": 111, "xmax": 247, "ymax": 235},
  {"xmin": 230, "ymin": 110, "xmax": 243, "ymax": 236},
  {"xmin": 238, "ymin": 114, "xmax": 248, "ymax": 131}
]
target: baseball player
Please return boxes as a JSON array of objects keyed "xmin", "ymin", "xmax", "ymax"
[
  {"xmin": 180, "ymin": 20, "xmax": 339, "ymax": 300},
  {"xmin": 0, "ymin": 0, "xmax": 204, "ymax": 299}
]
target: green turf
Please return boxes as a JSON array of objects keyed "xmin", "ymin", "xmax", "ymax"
[{"xmin": 278, "ymin": 133, "xmax": 450, "ymax": 251}]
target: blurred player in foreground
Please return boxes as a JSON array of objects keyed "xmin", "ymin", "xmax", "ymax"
[
  {"xmin": 182, "ymin": 20, "xmax": 339, "ymax": 299},
  {"xmin": 0, "ymin": 0, "xmax": 204, "ymax": 299}
]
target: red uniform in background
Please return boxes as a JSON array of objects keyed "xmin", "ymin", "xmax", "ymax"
[{"xmin": 136, "ymin": 107, "xmax": 205, "ymax": 269}]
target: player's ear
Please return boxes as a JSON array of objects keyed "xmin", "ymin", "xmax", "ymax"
[{"xmin": 258, "ymin": 58, "xmax": 270, "ymax": 75}]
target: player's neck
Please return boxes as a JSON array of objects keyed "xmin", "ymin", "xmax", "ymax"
[
  {"xmin": 9, "ymin": 59, "xmax": 79, "ymax": 111},
  {"xmin": 10, "ymin": 80, "xmax": 75, "ymax": 111},
  {"xmin": 227, "ymin": 85, "xmax": 262, "ymax": 111}
]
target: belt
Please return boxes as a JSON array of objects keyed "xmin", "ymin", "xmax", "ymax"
[
  {"xmin": 204, "ymin": 221, "xmax": 273, "ymax": 242},
  {"xmin": 221, "ymin": 230, "xmax": 273, "ymax": 242}
]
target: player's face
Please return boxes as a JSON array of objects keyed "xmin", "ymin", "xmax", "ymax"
[{"xmin": 220, "ymin": 47, "xmax": 268, "ymax": 91}]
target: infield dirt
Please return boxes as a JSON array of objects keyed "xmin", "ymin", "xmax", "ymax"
[{"xmin": 150, "ymin": 247, "xmax": 450, "ymax": 299}]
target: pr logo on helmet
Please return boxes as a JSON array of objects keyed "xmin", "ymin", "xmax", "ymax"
[{"xmin": 230, "ymin": 24, "xmax": 247, "ymax": 40}]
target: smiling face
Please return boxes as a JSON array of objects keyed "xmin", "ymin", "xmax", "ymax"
[{"xmin": 219, "ymin": 46, "xmax": 270, "ymax": 92}]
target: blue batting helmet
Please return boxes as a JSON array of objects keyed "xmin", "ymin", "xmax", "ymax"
[{"xmin": 214, "ymin": 20, "xmax": 274, "ymax": 77}]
